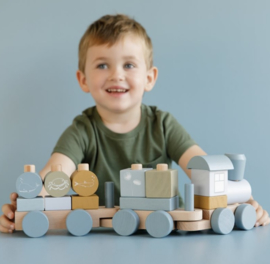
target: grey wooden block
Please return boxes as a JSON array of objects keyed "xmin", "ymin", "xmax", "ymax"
[
  {"xmin": 17, "ymin": 196, "xmax": 44, "ymax": 211},
  {"xmin": 185, "ymin": 184, "xmax": 194, "ymax": 211},
  {"xmin": 120, "ymin": 196, "xmax": 179, "ymax": 211},
  {"xmin": 105, "ymin": 182, "xmax": 114, "ymax": 208},
  {"xmin": 225, "ymin": 154, "xmax": 246, "ymax": 181},
  {"xmin": 16, "ymin": 172, "xmax": 43, "ymax": 199},
  {"xmin": 22, "ymin": 211, "xmax": 49, "ymax": 238},
  {"xmin": 120, "ymin": 168, "xmax": 152, "ymax": 197},
  {"xmin": 66, "ymin": 209, "xmax": 93, "ymax": 236},
  {"xmin": 211, "ymin": 208, "xmax": 235, "ymax": 235},
  {"xmin": 44, "ymin": 196, "xmax": 71, "ymax": 211},
  {"xmin": 235, "ymin": 204, "xmax": 256, "ymax": 230},
  {"xmin": 145, "ymin": 210, "xmax": 174, "ymax": 238},
  {"xmin": 112, "ymin": 209, "xmax": 139, "ymax": 236}
]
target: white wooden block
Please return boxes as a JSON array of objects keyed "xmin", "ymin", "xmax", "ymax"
[
  {"xmin": 17, "ymin": 196, "xmax": 44, "ymax": 211},
  {"xmin": 44, "ymin": 196, "xmax": 71, "ymax": 211},
  {"xmin": 191, "ymin": 169, "xmax": 228, "ymax": 197}
]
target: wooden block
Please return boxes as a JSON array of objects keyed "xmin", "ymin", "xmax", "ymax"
[
  {"xmin": 100, "ymin": 219, "xmax": 113, "ymax": 228},
  {"xmin": 17, "ymin": 196, "xmax": 44, "ymax": 211},
  {"xmin": 72, "ymin": 194, "xmax": 99, "ymax": 209},
  {"xmin": 176, "ymin": 219, "xmax": 211, "ymax": 231},
  {"xmin": 105, "ymin": 182, "xmax": 114, "ymax": 208},
  {"xmin": 203, "ymin": 203, "xmax": 239, "ymax": 220},
  {"xmin": 71, "ymin": 164, "xmax": 99, "ymax": 196},
  {"xmin": 235, "ymin": 204, "xmax": 256, "ymax": 230},
  {"xmin": 44, "ymin": 165, "xmax": 71, "ymax": 197},
  {"xmin": 194, "ymin": 195, "xmax": 227, "ymax": 210},
  {"xmin": 16, "ymin": 165, "xmax": 43, "ymax": 199},
  {"xmin": 15, "ymin": 206, "xmax": 119, "ymax": 231},
  {"xmin": 44, "ymin": 196, "xmax": 71, "ymax": 211},
  {"xmin": 185, "ymin": 183, "xmax": 194, "ymax": 211},
  {"xmin": 145, "ymin": 165, "xmax": 178, "ymax": 198},
  {"xmin": 210, "ymin": 208, "xmax": 234, "ymax": 234},
  {"xmin": 120, "ymin": 196, "xmax": 179, "ymax": 211},
  {"xmin": 120, "ymin": 166, "xmax": 152, "ymax": 197}
]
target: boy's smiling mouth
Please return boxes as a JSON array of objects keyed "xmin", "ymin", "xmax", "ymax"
[{"xmin": 106, "ymin": 87, "xmax": 129, "ymax": 93}]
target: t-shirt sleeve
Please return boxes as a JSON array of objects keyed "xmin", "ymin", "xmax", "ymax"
[
  {"xmin": 52, "ymin": 116, "xmax": 90, "ymax": 166},
  {"xmin": 164, "ymin": 113, "xmax": 197, "ymax": 163}
]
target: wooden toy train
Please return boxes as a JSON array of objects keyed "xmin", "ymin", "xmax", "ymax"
[{"xmin": 14, "ymin": 154, "xmax": 257, "ymax": 238}]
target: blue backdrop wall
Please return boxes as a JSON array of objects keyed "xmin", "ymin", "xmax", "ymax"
[{"xmin": 1, "ymin": 0, "xmax": 269, "ymax": 213}]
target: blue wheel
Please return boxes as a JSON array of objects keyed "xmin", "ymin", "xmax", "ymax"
[
  {"xmin": 22, "ymin": 211, "xmax": 49, "ymax": 238},
  {"xmin": 66, "ymin": 209, "xmax": 93, "ymax": 236},
  {"xmin": 235, "ymin": 204, "xmax": 256, "ymax": 230},
  {"xmin": 112, "ymin": 209, "xmax": 139, "ymax": 236},
  {"xmin": 146, "ymin": 210, "xmax": 174, "ymax": 238},
  {"xmin": 211, "ymin": 208, "xmax": 235, "ymax": 235}
]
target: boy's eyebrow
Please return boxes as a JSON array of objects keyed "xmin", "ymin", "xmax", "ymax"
[{"xmin": 92, "ymin": 56, "xmax": 139, "ymax": 62}]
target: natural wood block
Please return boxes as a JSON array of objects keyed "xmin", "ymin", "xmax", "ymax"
[
  {"xmin": 194, "ymin": 195, "xmax": 227, "ymax": 210},
  {"xmin": 71, "ymin": 165, "xmax": 99, "ymax": 196},
  {"xmin": 15, "ymin": 206, "xmax": 119, "ymax": 231},
  {"xmin": 176, "ymin": 219, "xmax": 211, "ymax": 231},
  {"xmin": 100, "ymin": 219, "xmax": 113, "ymax": 228},
  {"xmin": 72, "ymin": 194, "xmax": 99, "ymax": 209},
  {"xmin": 145, "ymin": 168, "xmax": 178, "ymax": 198},
  {"xmin": 203, "ymin": 203, "xmax": 239, "ymax": 220}
]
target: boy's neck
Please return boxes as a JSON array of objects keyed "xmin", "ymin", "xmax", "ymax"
[{"xmin": 96, "ymin": 105, "xmax": 141, "ymax": 134}]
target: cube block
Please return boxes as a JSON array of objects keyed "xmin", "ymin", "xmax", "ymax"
[
  {"xmin": 72, "ymin": 194, "xmax": 99, "ymax": 209},
  {"xmin": 44, "ymin": 196, "xmax": 71, "ymax": 211},
  {"xmin": 194, "ymin": 195, "xmax": 227, "ymax": 210},
  {"xmin": 17, "ymin": 196, "xmax": 44, "ymax": 211}
]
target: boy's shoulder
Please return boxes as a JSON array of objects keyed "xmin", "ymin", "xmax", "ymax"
[{"xmin": 142, "ymin": 104, "xmax": 176, "ymax": 122}]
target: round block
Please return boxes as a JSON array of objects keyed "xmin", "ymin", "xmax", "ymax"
[
  {"xmin": 44, "ymin": 171, "xmax": 71, "ymax": 197},
  {"xmin": 131, "ymin": 164, "xmax": 142, "ymax": 170},
  {"xmin": 66, "ymin": 209, "xmax": 93, "ymax": 236},
  {"xmin": 156, "ymin": 164, "xmax": 168, "ymax": 171},
  {"xmin": 71, "ymin": 170, "xmax": 98, "ymax": 197},
  {"xmin": 22, "ymin": 211, "xmax": 49, "ymax": 238},
  {"xmin": 235, "ymin": 204, "xmax": 256, "ymax": 230},
  {"xmin": 224, "ymin": 153, "xmax": 246, "ymax": 181},
  {"xmin": 146, "ymin": 210, "xmax": 174, "ymax": 238},
  {"xmin": 211, "ymin": 208, "xmax": 235, "ymax": 235},
  {"xmin": 16, "ymin": 172, "xmax": 43, "ymax": 198},
  {"xmin": 112, "ymin": 209, "xmax": 139, "ymax": 236}
]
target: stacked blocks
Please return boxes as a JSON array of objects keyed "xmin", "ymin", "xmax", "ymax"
[
  {"xmin": 44, "ymin": 164, "xmax": 71, "ymax": 211},
  {"xmin": 71, "ymin": 164, "xmax": 99, "ymax": 209},
  {"xmin": 119, "ymin": 164, "xmax": 179, "ymax": 211},
  {"xmin": 16, "ymin": 165, "xmax": 44, "ymax": 211}
]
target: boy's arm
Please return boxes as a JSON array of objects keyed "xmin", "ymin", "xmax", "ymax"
[
  {"xmin": 178, "ymin": 145, "xmax": 270, "ymax": 227},
  {"xmin": 0, "ymin": 153, "xmax": 76, "ymax": 233}
]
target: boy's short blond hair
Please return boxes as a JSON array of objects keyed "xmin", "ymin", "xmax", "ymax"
[{"xmin": 78, "ymin": 14, "xmax": 153, "ymax": 73}]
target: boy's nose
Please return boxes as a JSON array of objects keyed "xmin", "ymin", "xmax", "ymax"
[{"xmin": 108, "ymin": 67, "xmax": 125, "ymax": 82}]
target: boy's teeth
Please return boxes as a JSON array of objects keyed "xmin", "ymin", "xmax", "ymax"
[{"xmin": 107, "ymin": 89, "xmax": 127, "ymax": 93}]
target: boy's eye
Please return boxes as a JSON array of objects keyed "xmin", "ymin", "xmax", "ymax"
[
  {"xmin": 97, "ymin": 64, "xmax": 108, "ymax": 69},
  {"xmin": 124, "ymin": 63, "xmax": 134, "ymax": 69}
]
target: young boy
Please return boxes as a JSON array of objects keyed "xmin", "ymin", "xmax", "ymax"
[{"xmin": 0, "ymin": 14, "xmax": 269, "ymax": 233}]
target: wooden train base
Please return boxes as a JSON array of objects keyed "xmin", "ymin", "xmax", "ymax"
[{"xmin": 14, "ymin": 203, "xmax": 256, "ymax": 238}]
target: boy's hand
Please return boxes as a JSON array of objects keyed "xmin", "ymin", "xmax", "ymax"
[
  {"xmin": 246, "ymin": 198, "xmax": 270, "ymax": 227},
  {"xmin": 0, "ymin": 192, "xmax": 18, "ymax": 233}
]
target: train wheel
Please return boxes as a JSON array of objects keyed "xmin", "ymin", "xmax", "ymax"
[
  {"xmin": 112, "ymin": 209, "xmax": 139, "ymax": 236},
  {"xmin": 145, "ymin": 210, "xmax": 174, "ymax": 238},
  {"xmin": 22, "ymin": 211, "xmax": 49, "ymax": 238},
  {"xmin": 211, "ymin": 208, "xmax": 235, "ymax": 235},
  {"xmin": 235, "ymin": 204, "xmax": 256, "ymax": 230},
  {"xmin": 66, "ymin": 209, "xmax": 93, "ymax": 236}
]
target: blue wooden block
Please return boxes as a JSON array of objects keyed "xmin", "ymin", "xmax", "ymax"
[
  {"xmin": 235, "ymin": 204, "xmax": 256, "ymax": 230},
  {"xmin": 16, "ymin": 171, "xmax": 43, "ymax": 199},
  {"xmin": 185, "ymin": 183, "xmax": 194, "ymax": 211},
  {"xmin": 225, "ymin": 154, "xmax": 246, "ymax": 181},
  {"xmin": 105, "ymin": 182, "xmax": 114, "ymax": 208},
  {"xmin": 211, "ymin": 208, "xmax": 235, "ymax": 235},
  {"xmin": 120, "ymin": 167, "xmax": 152, "ymax": 197},
  {"xmin": 112, "ymin": 209, "xmax": 139, "ymax": 236},
  {"xmin": 22, "ymin": 211, "xmax": 49, "ymax": 238},
  {"xmin": 120, "ymin": 196, "xmax": 179, "ymax": 211},
  {"xmin": 145, "ymin": 210, "xmax": 174, "ymax": 238},
  {"xmin": 66, "ymin": 209, "xmax": 93, "ymax": 236},
  {"xmin": 17, "ymin": 196, "xmax": 44, "ymax": 211}
]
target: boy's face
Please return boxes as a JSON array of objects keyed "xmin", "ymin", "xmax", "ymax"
[{"xmin": 77, "ymin": 34, "xmax": 158, "ymax": 114}]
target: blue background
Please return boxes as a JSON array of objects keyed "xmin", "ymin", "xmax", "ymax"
[{"xmin": 1, "ymin": 0, "xmax": 269, "ymax": 213}]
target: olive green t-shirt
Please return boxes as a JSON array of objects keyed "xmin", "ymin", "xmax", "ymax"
[{"xmin": 52, "ymin": 104, "xmax": 196, "ymax": 207}]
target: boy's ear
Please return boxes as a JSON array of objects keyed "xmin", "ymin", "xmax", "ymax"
[
  {"xmin": 145, "ymin": 66, "xmax": 158, "ymax": 92},
  {"xmin": 76, "ymin": 70, "xmax": 90, "ymax": 93}
]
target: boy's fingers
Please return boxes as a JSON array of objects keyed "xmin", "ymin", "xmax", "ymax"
[
  {"xmin": 263, "ymin": 217, "xmax": 270, "ymax": 226},
  {"xmin": 248, "ymin": 199, "xmax": 259, "ymax": 210},
  {"xmin": 1, "ymin": 204, "xmax": 16, "ymax": 220},
  {"xmin": 10, "ymin": 193, "xmax": 18, "ymax": 207},
  {"xmin": 0, "ymin": 225, "xmax": 13, "ymax": 233},
  {"xmin": 0, "ymin": 215, "xmax": 15, "ymax": 230},
  {"xmin": 256, "ymin": 206, "xmax": 263, "ymax": 222},
  {"xmin": 256, "ymin": 210, "xmax": 269, "ymax": 226}
]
